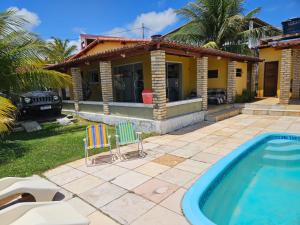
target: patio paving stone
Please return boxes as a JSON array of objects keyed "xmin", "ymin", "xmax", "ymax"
[
  {"xmin": 183, "ymin": 174, "xmax": 202, "ymax": 189},
  {"xmin": 152, "ymin": 154, "xmax": 186, "ymax": 167},
  {"xmin": 93, "ymin": 165, "xmax": 128, "ymax": 181},
  {"xmin": 131, "ymin": 205, "xmax": 189, "ymax": 225},
  {"xmin": 134, "ymin": 161, "xmax": 170, "ymax": 177},
  {"xmin": 101, "ymin": 193, "xmax": 155, "ymax": 225},
  {"xmin": 164, "ymin": 140, "xmax": 189, "ymax": 148},
  {"xmin": 77, "ymin": 162, "xmax": 111, "ymax": 174},
  {"xmin": 44, "ymin": 165, "xmax": 73, "ymax": 178},
  {"xmin": 50, "ymin": 169, "xmax": 86, "ymax": 186},
  {"xmin": 80, "ymin": 182, "xmax": 127, "ymax": 208},
  {"xmin": 88, "ymin": 211, "xmax": 119, "ymax": 225},
  {"xmin": 174, "ymin": 159, "xmax": 210, "ymax": 174},
  {"xmin": 170, "ymin": 144, "xmax": 204, "ymax": 158},
  {"xmin": 67, "ymin": 197, "xmax": 96, "ymax": 216},
  {"xmin": 66, "ymin": 158, "xmax": 86, "ymax": 168},
  {"xmin": 133, "ymin": 178, "xmax": 178, "ymax": 203},
  {"xmin": 152, "ymin": 144, "xmax": 179, "ymax": 153},
  {"xmin": 214, "ymin": 127, "xmax": 239, "ymax": 137},
  {"xmin": 156, "ymin": 168, "xmax": 196, "ymax": 186},
  {"xmin": 160, "ymin": 187, "xmax": 186, "ymax": 215},
  {"xmin": 142, "ymin": 142, "xmax": 160, "ymax": 150},
  {"xmin": 192, "ymin": 152, "xmax": 223, "ymax": 164},
  {"xmin": 111, "ymin": 171, "xmax": 151, "ymax": 190},
  {"xmin": 115, "ymin": 158, "xmax": 148, "ymax": 169},
  {"xmin": 63, "ymin": 175, "xmax": 105, "ymax": 194}
]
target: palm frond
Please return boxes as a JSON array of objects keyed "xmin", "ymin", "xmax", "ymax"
[
  {"xmin": 17, "ymin": 69, "xmax": 71, "ymax": 91},
  {"xmin": 0, "ymin": 96, "xmax": 16, "ymax": 133}
]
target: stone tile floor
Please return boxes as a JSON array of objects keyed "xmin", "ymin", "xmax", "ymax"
[{"xmin": 44, "ymin": 114, "xmax": 300, "ymax": 224}]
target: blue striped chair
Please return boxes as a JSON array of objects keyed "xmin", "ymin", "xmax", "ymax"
[{"xmin": 83, "ymin": 124, "xmax": 117, "ymax": 165}]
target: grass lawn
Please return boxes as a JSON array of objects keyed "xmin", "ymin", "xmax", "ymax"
[{"xmin": 0, "ymin": 119, "xmax": 154, "ymax": 178}]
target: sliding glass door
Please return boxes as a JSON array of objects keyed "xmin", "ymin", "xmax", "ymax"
[
  {"xmin": 113, "ymin": 63, "xmax": 144, "ymax": 103},
  {"xmin": 166, "ymin": 62, "xmax": 182, "ymax": 102}
]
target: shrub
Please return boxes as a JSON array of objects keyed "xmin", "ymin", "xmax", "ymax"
[{"xmin": 235, "ymin": 89, "xmax": 255, "ymax": 103}]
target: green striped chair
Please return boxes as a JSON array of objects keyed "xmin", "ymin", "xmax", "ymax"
[{"xmin": 115, "ymin": 121, "xmax": 145, "ymax": 159}]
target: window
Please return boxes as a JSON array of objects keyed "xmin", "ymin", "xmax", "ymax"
[
  {"xmin": 236, "ymin": 68, "xmax": 242, "ymax": 77},
  {"xmin": 113, "ymin": 63, "xmax": 144, "ymax": 103},
  {"xmin": 87, "ymin": 70, "xmax": 99, "ymax": 83},
  {"xmin": 208, "ymin": 70, "xmax": 218, "ymax": 78}
]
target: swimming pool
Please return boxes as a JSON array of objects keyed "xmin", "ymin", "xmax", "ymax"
[{"xmin": 183, "ymin": 133, "xmax": 300, "ymax": 225}]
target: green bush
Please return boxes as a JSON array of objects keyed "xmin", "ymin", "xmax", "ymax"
[{"xmin": 235, "ymin": 89, "xmax": 255, "ymax": 103}]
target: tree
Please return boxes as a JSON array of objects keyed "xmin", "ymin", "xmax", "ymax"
[
  {"xmin": 167, "ymin": 0, "xmax": 280, "ymax": 54},
  {"xmin": 0, "ymin": 9, "xmax": 71, "ymax": 133},
  {"xmin": 44, "ymin": 37, "xmax": 77, "ymax": 64}
]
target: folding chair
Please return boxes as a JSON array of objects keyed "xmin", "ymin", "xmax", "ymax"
[
  {"xmin": 115, "ymin": 121, "xmax": 145, "ymax": 159},
  {"xmin": 83, "ymin": 124, "xmax": 117, "ymax": 165}
]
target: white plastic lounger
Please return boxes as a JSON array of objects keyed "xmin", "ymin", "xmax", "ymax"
[
  {"xmin": 0, "ymin": 176, "xmax": 59, "ymax": 204},
  {"xmin": 0, "ymin": 201, "xmax": 90, "ymax": 225}
]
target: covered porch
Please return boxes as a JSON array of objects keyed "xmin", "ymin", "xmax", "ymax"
[{"xmin": 47, "ymin": 40, "xmax": 261, "ymax": 133}]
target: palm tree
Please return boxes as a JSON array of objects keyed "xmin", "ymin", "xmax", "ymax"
[
  {"xmin": 0, "ymin": 9, "xmax": 71, "ymax": 133},
  {"xmin": 167, "ymin": 0, "xmax": 280, "ymax": 54},
  {"xmin": 44, "ymin": 37, "xmax": 77, "ymax": 64}
]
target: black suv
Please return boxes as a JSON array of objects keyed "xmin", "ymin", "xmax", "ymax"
[{"xmin": 16, "ymin": 91, "xmax": 62, "ymax": 116}]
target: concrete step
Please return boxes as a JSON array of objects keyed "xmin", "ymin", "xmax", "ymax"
[
  {"xmin": 263, "ymin": 154, "xmax": 300, "ymax": 167},
  {"xmin": 264, "ymin": 145, "xmax": 300, "ymax": 156},
  {"xmin": 205, "ymin": 108, "xmax": 241, "ymax": 122},
  {"xmin": 242, "ymin": 108, "xmax": 300, "ymax": 116},
  {"xmin": 267, "ymin": 139, "xmax": 297, "ymax": 147},
  {"xmin": 244, "ymin": 103, "xmax": 286, "ymax": 110}
]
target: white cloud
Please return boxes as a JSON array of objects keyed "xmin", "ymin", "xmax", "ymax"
[
  {"xmin": 72, "ymin": 27, "xmax": 86, "ymax": 34},
  {"xmin": 69, "ymin": 38, "xmax": 81, "ymax": 52},
  {"xmin": 104, "ymin": 8, "xmax": 178, "ymax": 38},
  {"xmin": 8, "ymin": 6, "xmax": 41, "ymax": 31}
]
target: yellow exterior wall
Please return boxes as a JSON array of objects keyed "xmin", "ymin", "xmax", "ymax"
[
  {"xmin": 207, "ymin": 56, "xmax": 228, "ymax": 90},
  {"xmin": 236, "ymin": 62, "xmax": 248, "ymax": 95},
  {"xmin": 258, "ymin": 47, "xmax": 282, "ymax": 97},
  {"xmin": 83, "ymin": 42, "xmax": 138, "ymax": 56}
]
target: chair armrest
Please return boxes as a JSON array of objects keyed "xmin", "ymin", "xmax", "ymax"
[
  {"xmin": 136, "ymin": 132, "xmax": 142, "ymax": 140},
  {"xmin": 83, "ymin": 138, "xmax": 87, "ymax": 149}
]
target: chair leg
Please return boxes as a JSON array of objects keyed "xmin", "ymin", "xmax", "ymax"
[
  {"xmin": 119, "ymin": 145, "xmax": 127, "ymax": 161},
  {"xmin": 109, "ymin": 145, "xmax": 117, "ymax": 162},
  {"xmin": 138, "ymin": 141, "xmax": 146, "ymax": 158},
  {"xmin": 85, "ymin": 148, "xmax": 92, "ymax": 166}
]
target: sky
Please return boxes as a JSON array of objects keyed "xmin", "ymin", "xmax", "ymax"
[{"xmin": 0, "ymin": 0, "xmax": 299, "ymax": 49}]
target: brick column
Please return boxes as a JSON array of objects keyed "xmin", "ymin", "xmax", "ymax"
[
  {"xmin": 280, "ymin": 49, "xmax": 292, "ymax": 104},
  {"xmin": 151, "ymin": 50, "xmax": 167, "ymax": 120},
  {"xmin": 70, "ymin": 67, "xmax": 83, "ymax": 111},
  {"xmin": 292, "ymin": 49, "xmax": 300, "ymax": 99},
  {"xmin": 251, "ymin": 62, "xmax": 259, "ymax": 94},
  {"xmin": 227, "ymin": 60, "xmax": 237, "ymax": 103},
  {"xmin": 100, "ymin": 61, "xmax": 113, "ymax": 115},
  {"xmin": 196, "ymin": 57, "xmax": 208, "ymax": 110}
]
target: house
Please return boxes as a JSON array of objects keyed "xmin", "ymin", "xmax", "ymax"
[
  {"xmin": 47, "ymin": 36, "xmax": 260, "ymax": 134},
  {"xmin": 257, "ymin": 18, "xmax": 300, "ymax": 104}
]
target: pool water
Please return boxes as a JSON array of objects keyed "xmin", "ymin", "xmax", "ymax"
[{"xmin": 202, "ymin": 138, "xmax": 300, "ymax": 225}]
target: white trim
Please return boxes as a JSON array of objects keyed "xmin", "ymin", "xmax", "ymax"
[
  {"xmin": 79, "ymin": 101, "xmax": 103, "ymax": 105},
  {"xmin": 109, "ymin": 102, "xmax": 153, "ymax": 108},
  {"xmin": 167, "ymin": 98, "xmax": 203, "ymax": 107},
  {"xmin": 62, "ymin": 100, "xmax": 75, "ymax": 104},
  {"xmin": 112, "ymin": 61, "xmax": 143, "ymax": 68}
]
